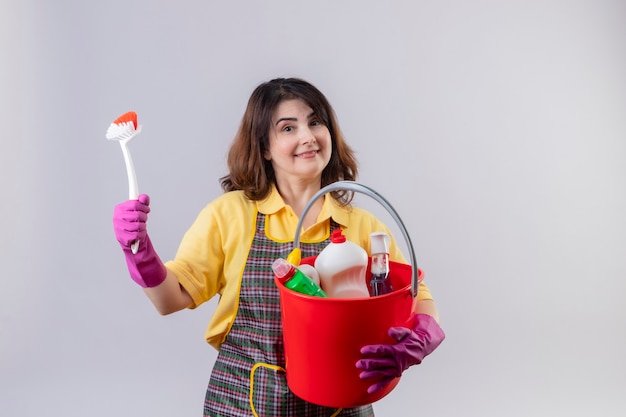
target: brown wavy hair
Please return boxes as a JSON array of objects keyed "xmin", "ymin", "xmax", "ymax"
[{"xmin": 220, "ymin": 78, "xmax": 358, "ymax": 205}]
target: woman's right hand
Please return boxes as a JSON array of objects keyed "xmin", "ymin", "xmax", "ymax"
[
  {"xmin": 112, "ymin": 194, "xmax": 167, "ymax": 288},
  {"xmin": 113, "ymin": 194, "xmax": 151, "ymax": 251}
]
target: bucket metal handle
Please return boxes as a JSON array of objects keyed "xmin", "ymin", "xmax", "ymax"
[{"xmin": 291, "ymin": 181, "xmax": 419, "ymax": 298}]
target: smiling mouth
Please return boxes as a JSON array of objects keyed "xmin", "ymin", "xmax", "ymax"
[{"xmin": 295, "ymin": 150, "xmax": 319, "ymax": 158}]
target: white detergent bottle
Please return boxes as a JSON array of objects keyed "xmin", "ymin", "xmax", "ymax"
[{"xmin": 315, "ymin": 229, "xmax": 370, "ymax": 298}]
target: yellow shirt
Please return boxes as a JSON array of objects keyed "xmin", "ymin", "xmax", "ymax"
[{"xmin": 166, "ymin": 185, "xmax": 433, "ymax": 349}]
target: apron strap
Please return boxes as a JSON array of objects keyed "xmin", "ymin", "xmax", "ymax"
[{"xmin": 249, "ymin": 362, "xmax": 343, "ymax": 417}]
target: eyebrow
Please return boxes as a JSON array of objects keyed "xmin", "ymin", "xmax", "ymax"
[{"xmin": 275, "ymin": 111, "xmax": 317, "ymax": 126}]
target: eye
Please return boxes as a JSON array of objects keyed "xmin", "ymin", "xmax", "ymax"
[
  {"xmin": 310, "ymin": 119, "xmax": 322, "ymax": 127},
  {"xmin": 282, "ymin": 125, "xmax": 293, "ymax": 132}
]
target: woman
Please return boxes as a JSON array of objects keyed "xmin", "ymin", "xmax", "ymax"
[{"xmin": 112, "ymin": 77, "xmax": 444, "ymax": 416}]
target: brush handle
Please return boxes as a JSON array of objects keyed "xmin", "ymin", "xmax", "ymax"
[{"xmin": 119, "ymin": 141, "xmax": 140, "ymax": 254}]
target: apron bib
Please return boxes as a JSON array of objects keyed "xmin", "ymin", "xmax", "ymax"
[{"xmin": 203, "ymin": 212, "xmax": 374, "ymax": 417}]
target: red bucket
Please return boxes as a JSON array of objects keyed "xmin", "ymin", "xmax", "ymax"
[
  {"xmin": 276, "ymin": 181, "xmax": 421, "ymax": 408},
  {"xmin": 276, "ymin": 259, "xmax": 421, "ymax": 407}
]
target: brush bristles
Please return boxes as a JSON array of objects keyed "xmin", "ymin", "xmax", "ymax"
[{"xmin": 106, "ymin": 121, "xmax": 139, "ymax": 140}]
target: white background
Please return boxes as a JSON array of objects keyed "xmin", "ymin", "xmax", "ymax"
[{"xmin": 1, "ymin": 1, "xmax": 625, "ymax": 416}]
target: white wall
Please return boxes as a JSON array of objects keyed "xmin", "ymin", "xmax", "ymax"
[{"xmin": 1, "ymin": 0, "xmax": 625, "ymax": 416}]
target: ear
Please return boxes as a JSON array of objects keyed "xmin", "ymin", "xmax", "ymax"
[{"xmin": 263, "ymin": 148, "xmax": 272, "ymax": 161}]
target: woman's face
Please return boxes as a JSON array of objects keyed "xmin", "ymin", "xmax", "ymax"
[{"xmin": 264, "ymin": 98, "xmax": 332, "ymax": 186}]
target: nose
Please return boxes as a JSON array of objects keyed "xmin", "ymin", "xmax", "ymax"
[{"xmin": 299, "ymin": 125, "xmax": 316, "ymax": 145}]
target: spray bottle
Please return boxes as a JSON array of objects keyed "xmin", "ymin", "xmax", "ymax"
[
  {"xmin": 369, "ymin": 232, "xmax": 394, "ymax": 296},
  {"xmin": 272, "ymin": 258, "xmax": 328, "ymax": 297}
]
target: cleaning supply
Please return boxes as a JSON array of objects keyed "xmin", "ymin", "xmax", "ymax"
[
  {"xmin": 106, "ymin": 111, "xmax": 143, "ymax": 254},
  {"xmin": 276, "ymin": 181, "xmax": 423, "ymax": 407},
  {"xmin": 286, "ymin": 247, "xmax": 301, "ymax": 266},
  {"xmin": 297, "ymin": 264, "xmax": 321, "ymax": 286},
  {"xmin": 272, "ymin": 258, "xmax": 327, "ymax": 297},
  {"xmin": 314, "ymin": 229, "xmax": 370, "ymax": 298},
  {"xmin": 369, "ymin": 232, "xmax": 394, "ymax": 296}
]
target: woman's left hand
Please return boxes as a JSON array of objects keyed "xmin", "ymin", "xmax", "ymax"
[{"xmin": 356, "ymin": 313, "xmax": 445, "ymax": 394}]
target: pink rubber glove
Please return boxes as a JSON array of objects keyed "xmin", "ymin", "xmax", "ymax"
[
  {"xmin": 113, "ymin": 194, "xmax": 167, "ymax": 288},
  {"xmin": 356, "ymin": 313, "xmax": 445, "ymax": 394}
]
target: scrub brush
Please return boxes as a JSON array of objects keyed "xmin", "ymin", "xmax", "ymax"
[{"xmin": 106, "ymin": 111, "xmax": 143, "ymax": 254}]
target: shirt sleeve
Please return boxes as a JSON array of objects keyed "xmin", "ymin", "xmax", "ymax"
[{"xmin": 165, "ymin": 202, "xmax": 227, "ymax": 308}]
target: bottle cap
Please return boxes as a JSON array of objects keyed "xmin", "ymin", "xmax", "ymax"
[
  {"xmin": 331, "ymin": 229, "xmax": 346, "ymax": 243},
  {"xmin": 272, "ymin": 258, "xmax": 295, "ymax": 282},
  {"xmin": 369, "ymin": 232, "xmax": 390, "ymax": 255}
]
